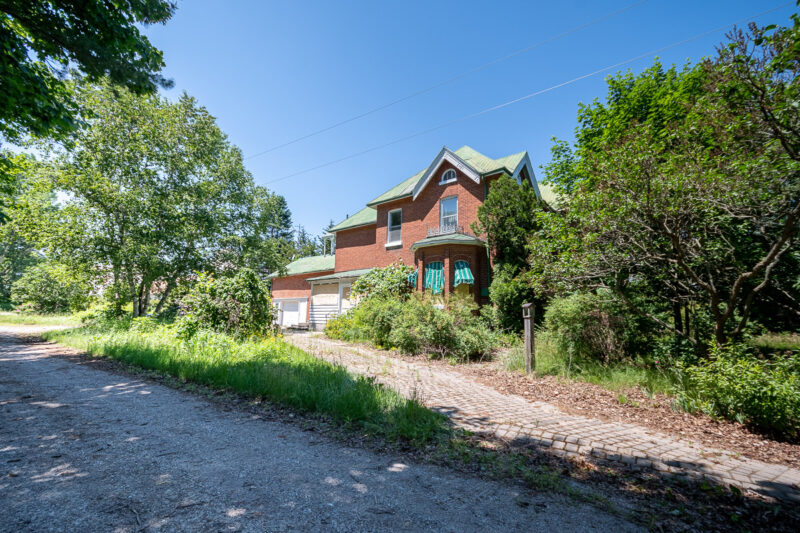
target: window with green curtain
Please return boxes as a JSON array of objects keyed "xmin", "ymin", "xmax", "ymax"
[
  {"xmin": 423, "ymin": 261, "xmax": 444, "ymax": 294},
  {"xmin": 453, "ymin": 260, "xmax": 474, "ymax": 286},
  {"xmin": 407, "ymin": 268, "xmax": 418, "ymax": 286}
]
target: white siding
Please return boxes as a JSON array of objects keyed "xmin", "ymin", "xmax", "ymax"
[{"xmin": 310, "ymin": 283, "xmax": 339, "ymax": 331}]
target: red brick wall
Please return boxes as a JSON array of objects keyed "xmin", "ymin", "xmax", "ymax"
[
  {"xmin": 271, "ymin": 271, "xmax": 333, "ymax": 299},
  {"xmin": 335, "ymin": 161, "xmax": 491, "ymax": 272}
]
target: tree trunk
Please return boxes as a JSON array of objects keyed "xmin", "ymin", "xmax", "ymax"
[
  {"xmin": 154, "ymin": 277, "xmax": 177, "ymax": 315},
  {"xmin": 672, "ymin": 302, "xmax": 683, "ymax": 334}
]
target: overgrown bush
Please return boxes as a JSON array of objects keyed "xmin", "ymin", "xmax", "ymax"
[
  {"xmin": 11, "ymin": 263, "xmax": 92, "ymax": 313},
  {"xmin": 325, "ymin": 293, "xmax": 502, "ymax": 361},
  {"xmin": 488, "ymin": 264, "xmax": 540, "ymax": 332},
  {"xmin": 351, "ymin": 262, "xmax": 415, "ymax": 301},
  {"xmin": 180, "ymin": 269, "xmax": 276, "ymax": 338},
  {"xmin": 675, "ymin": 343, "xmax": 800, "ymax": 441},
  {"xmin": 542, "ymin": 292, "xmax": 653, "ymax": 364}
]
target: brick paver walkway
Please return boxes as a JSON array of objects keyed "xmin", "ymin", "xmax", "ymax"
[{"xmin": 286, "ymin": 333, "xmax": 800, "ymax": 504}]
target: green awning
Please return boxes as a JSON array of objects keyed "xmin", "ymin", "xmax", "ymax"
[
  {"xmin": 453, "ymin": 260, "xmax": 474, "ymax": 286},
  {"xmin": 407, "ymin": 268, "xmax": 418, "ymax": 286},
  {"xmin": 423, "ymin": 261, "xmax": 444, "ymax": 295}
]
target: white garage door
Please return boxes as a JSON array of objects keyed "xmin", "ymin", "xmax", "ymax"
[{"xmin": 281, "ymin": 301, "xmax": 300, "ymax": 327}]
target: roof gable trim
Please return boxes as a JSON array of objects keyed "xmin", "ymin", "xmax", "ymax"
[{"xmin": 411, "ymin": 147, "xmax": 480, "ymax": 201}]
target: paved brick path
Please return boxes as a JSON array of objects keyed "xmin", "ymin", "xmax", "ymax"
[{"xmin": 285, "ymin": 333, "xmax": 800, "ymax": 504}]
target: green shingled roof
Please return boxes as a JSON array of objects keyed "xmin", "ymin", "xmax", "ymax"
[
  {"xmin": 328, "ymin": 206, "xmax": 377, "ymax": 232},
  {"xmin": 307, "ymin": 268, "xmax": 374, "ymax": 282},
  {"xmin": 269, "ymin": 255, "xmax": 335, "ymax": 278},
  {"xmin": 409, "ymin": 233, "xmax": 486, "ymax": 252},
  {"xmin": 366, "ymin": 146, "xmax": 527, "ymax": 207}
]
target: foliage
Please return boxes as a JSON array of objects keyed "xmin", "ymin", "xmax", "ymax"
[
  {"xmin": 325, "ymin": 293, "xmax": 502, "ymax": 361},
  {"xmin": 0, "ymin": 212, "xmax": 40, "ymax": 303},
  {"xmin": 180, "ymin": 269, "xmax": 276, "ymax": 338},
  {"xmin": 0, "ymin": 311, "xmax": 79, "ymax": 326},
  {"xmin": 44, "ymin": 320, "xmax": 447, "ymax": 444},
  {"xmin": 472, "ymin": 174, "xmax": 545, "ymax": 331},
  {"xmin": 351, "ymin": 262, "xmax": 414, "ymax": 301},
  {"xmin": 0, "ymin": 0, "xmax": 175, "ymax": 146},
  {"xmin": 542, "ymin": 292, "xmax": 654, "ymax": 364},
  {"xmin": 532, "ymin": 16, "xmax": 800, "ymax": 346},
  {"xmin": 10, "ymin": 261, "xmax": 91, "ymax": 312},
  {"xmin": 11, "ymin": 81, "xmax": 292, "ymax": 317},
  {"xmin": 675, "ymin": 343, "xmax": 800, "ymax": 441}
]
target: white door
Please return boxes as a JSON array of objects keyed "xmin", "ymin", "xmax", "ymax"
[{"xmin": 281, "ymin": 301, "xmax": 299, "ymax": 327}]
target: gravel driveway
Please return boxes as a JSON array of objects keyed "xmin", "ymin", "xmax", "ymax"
[{"xmin": 0, "ymin": 326, "xmax": 639, "ymax": 532}]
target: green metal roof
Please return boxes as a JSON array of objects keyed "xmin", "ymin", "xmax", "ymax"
[
  {"xmin": 537, "ymin": 182, "xmax": 561, "ymax": 209},
  {"xmin": 269, "ymin": 255, "xmax": 335, "ymax": 278},
  {"xmin": 307, "ymin": 268, "xmax": 373, "ymax": 282},
  {"xmin": 366, "ymin": 146, "xmax": 527, "ymax": 207},
  {"xmin": 329, "ymin": 206, "xmax": 377, "ymax": 233},
  {"xmin": 410, "ymin": 233, "xmax": 486, "ymax": 252}
]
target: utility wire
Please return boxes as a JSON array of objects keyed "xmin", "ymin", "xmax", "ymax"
[
  {"xmin": 245, "ymin": 0, "xmax": 651, "ymax": 160},
  {"xmin": 264, "ymin": 2, "xmax": 792, "ymax": 186}
]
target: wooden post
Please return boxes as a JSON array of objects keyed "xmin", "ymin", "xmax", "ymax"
[{"xmin": 522, "ymin": 302, "xmax": 535, "ymax": 374}]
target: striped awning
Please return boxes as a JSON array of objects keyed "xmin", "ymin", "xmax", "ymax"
[
  {"xmin": 453, "ymin": 260, "xmax": 474, "ymax": 286},
  {"xmin": 407, "ymin": 268, "xmax": 418, "ymax": 286},
  {"xmin": 423, "ymin": 261, "xmax": 444, "ymax": 294}
]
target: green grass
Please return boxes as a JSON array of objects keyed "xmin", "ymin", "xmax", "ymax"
[
  {"xmin": 43, "ymin": 321, "xmax": 448, "ymax": 444},
  {"xmin": 501, "ymin": 332, "xmax": 675, "ymax": 394},
  {"xmin": 750, "ymin": 332, "xmax": 800, "ymax": 352},
  {"xmin": 0, "ymin": 312, "xmax": 80, "ymax": 326}
]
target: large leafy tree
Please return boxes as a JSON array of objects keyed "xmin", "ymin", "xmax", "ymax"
[
  {"xmin": 14, "ymin": 81, "xmax": 291, "ymax": 317},
  {"xmin": 532, "ymin": 13, "xmax": 800, "ymax": 346},
  {"xmin": 0, "ymin": 0, "xmax": 175, "ymax": 145}
]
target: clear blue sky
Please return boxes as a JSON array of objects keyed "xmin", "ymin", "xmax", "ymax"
[{"xmin": 144, "ymin": 0, "xmax": 796, "ymax": 236}]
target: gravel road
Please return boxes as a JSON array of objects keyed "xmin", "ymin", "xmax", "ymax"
[{"xmin": 0, "ymin": 326, "xmax": 640, "ymax": 532}]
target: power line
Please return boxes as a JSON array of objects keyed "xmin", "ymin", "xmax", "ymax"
[
  {"xmin": 263, "ymin": 2, "xmax": 792, "ymax": 186},
  {"xmin": 245, "ymin": 0, "xmax": 651, "ymax": 160}
]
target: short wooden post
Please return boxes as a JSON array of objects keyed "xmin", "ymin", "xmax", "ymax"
[{"xmin": 522, "ymin": 302, "xmax": 535, "ymax": 374}]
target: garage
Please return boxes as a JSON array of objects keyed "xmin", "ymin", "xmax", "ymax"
[{"xmin": 276, "ymin": 299, "xmax": 307, "ymax": 328}]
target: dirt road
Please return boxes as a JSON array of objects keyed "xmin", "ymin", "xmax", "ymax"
[{"xmin": 0, "ymin": 326, "xmax": 638, "ymax": 532}]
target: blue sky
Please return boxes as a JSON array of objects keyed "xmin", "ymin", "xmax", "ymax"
[{"xmin": 144, "ymin": 0, "xmax": 797, "ymax": 236}]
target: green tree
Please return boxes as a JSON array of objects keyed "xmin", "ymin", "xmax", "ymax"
[
  {"xmin": 472, "ymin": 175, "xmax": 544, "ymax": 331},
  {"xmin": 0, "ymin": 0, "xmax": 175, "ymax": 146},
  {"xmin": 11, "ymin": 261, "xmax": 91, "ymax": 312},
  {"xmin": 15, "ymin": 81, "xmax": 283, "ymax": 318},
  {"xmin": 531, "ymin": 14, "xmax": 800, "ymax": 346}
]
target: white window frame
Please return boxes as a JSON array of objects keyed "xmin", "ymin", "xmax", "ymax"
[
  {"xmin": 386, "ymin": 208, "xmax": 402, "ymax": 247},
  {"xmin": 440, "ymin": 196, "xmax": 458, "ymax": 229},
  {"xmin": 440, "ymin": 168, "xmax": 457, "ymax": 185}
]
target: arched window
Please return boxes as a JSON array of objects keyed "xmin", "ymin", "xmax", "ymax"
[{"xmin": 440, "ymin": 168, "xmax": 457, "ymax": 184}]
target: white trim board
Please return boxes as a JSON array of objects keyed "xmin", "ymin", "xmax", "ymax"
[{"xmin": 412, "ymin": 147, "xmax": 480, "ymax": 201}]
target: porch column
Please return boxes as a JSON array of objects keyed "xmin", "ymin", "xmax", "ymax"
[
  {"xmin": 416, "ymin": 252, "xmax": 424, "ymax": 292},
  {"xmin": 443, "ymin": 247, "xmax": 451, "ymax": 297}
]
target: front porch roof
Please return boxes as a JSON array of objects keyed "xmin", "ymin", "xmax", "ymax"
[
  {"xmin": 410, "ymin": 233, "xmax": 486, "ymax": 252},
  {"xmin": 307, "ymin": 268, "xmax": 374, "ymax": 282}
]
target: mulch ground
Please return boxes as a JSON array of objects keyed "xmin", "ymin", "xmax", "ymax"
[{"xmin": 386, "ymin": 351, "xmax": 800, "ymax": 470}]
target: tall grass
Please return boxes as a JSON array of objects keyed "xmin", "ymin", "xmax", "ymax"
[
  {"xmin": 501, "ymin": 332, "xmax": 675, "ymax": 394},
  {"xmin": 43, "ymin": 322, "xmax": 448, "ymax": 444},
  {"xmin": 0, "ymin": 312, "xmax": 80, "ymax": 326}
]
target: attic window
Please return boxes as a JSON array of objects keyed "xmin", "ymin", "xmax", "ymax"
[{"xmin": 440, "ymin": 169, "xmax": 457, "ymax": 184}]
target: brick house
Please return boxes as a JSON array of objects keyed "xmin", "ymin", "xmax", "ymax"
[{"xmin": 271, "ymin": 145, "xmax": 549, "ymax": 329}]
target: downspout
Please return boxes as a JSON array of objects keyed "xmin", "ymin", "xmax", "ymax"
[{"xmin": 484, "ymin": 179, "xmax": 492, "ymax": 290}]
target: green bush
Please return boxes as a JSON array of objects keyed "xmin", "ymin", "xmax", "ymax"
[
  {"xmin": 542, "ymin": 292, "xmax": 653, "ymax": 364},
  {"xmin": 11, "ymin": 263, "xmax": 92, "ymax": 313},
  {"xmin": 675, "ymin": 343, "xmax": 800, "ymax": 441},
  {"xmin": 488, "ymin": 264, "xmax": 539, "ymax": 332},
  {"xmin": 180, "ymin": 269, "xmax": 276, "ymax": 338},
  {"xmin": 351, "ymin": 261, "xmax": 415, "ymax": 301},
  {"xmin": 326, "ymin": 293, "xmax": 501, "ymax": 361}
]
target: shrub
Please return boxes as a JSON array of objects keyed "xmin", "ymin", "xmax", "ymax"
[
  {"xmin": 180, "ymin": 269, "xmax": 276, "ymax": 338},
  {"xmin": 351, "ymin": 261, "xmax": 415, "ymax": 301},
  {"xmin": 326, "ymin": 293, "xmax": 501, "ymax": 361},
  {"xmin": 542, "ymin": 291, "xmax": 653, "ymax": 364},
  {"xmin": 675, "ymin": 343, "xmax": 800, "ymax": 440},
  {"xmin": 11, "ymin": 263, "xmax": 92, "ymax": 313}
]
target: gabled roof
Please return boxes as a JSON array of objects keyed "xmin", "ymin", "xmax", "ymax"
[
  {"xmin": 328, "ymin": 206, "xmax": 377, "ymax": 232},
  {"xmin": 269, "ymin": 255, "xmax": 335, "ymax": 278},
  {"xmin": 366, "ymin": 146, "xmax": 531, "ymax": 208}
]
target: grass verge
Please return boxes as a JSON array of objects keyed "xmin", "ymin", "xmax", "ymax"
[
  {"xmin": 501, "ymin": 333, "xmax": 675, "ymax": 394},
  {"xmin": 0, "ymin": 312, "xmax": 80, "ymax": 326},
  {"xmin": 43, "ymin": 321, "xmax": 446, "ymax": 444}
]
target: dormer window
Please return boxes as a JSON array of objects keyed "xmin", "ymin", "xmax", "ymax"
[{"xmin": 440, "ymin": 169, "xmax": 457, "ymax": 184}]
